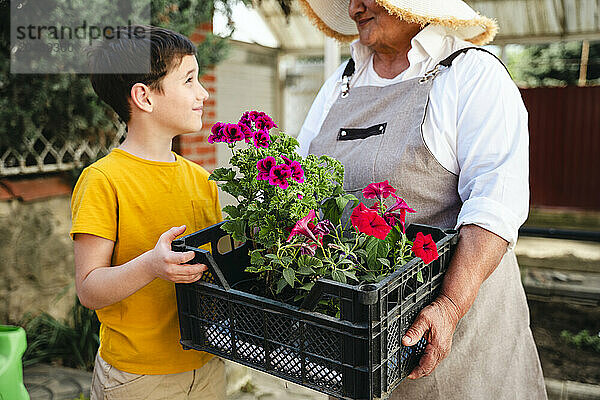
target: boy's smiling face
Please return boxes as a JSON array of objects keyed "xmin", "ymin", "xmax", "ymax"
[{"xmin": 150, "ymin": 54, "xmax": 208, "ymax": 136}]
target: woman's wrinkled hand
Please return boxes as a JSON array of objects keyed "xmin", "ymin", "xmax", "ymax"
[{"xmin": 401, "ymin": 293, "xmax": 461, "ymax": 379}]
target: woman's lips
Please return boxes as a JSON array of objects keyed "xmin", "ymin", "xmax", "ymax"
[{"xmin": 358, "ymin": 17, "xmax": 373, "ymax": 27}]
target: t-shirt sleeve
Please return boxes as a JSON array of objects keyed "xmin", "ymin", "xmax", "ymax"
[
  {"xmin": 210, "ymin": 179, "xmax": 223, "ymax": 223},
  {"xmin": 70, "ymin": 166, "xmax": 118, "ymax": 241}
]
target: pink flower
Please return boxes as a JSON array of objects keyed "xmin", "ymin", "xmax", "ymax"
[
  {"xmin": 269, "ymin": 164, "xmax": 292, "ymax": 189},
  {"xmin": 363, "ymin": 180, "xmax": 396, "ymax": 200},
  {"xmin": 239, "ymin": 123, "xmax": 253, "ymax": 142},
  {"xmin": 281, "ymin": 156, "xmax": 305, "ymax": 183},
  {"xmin": 255, "ymin": 114, "xmax": 277, "ymax": 131},
  {"xmin": 299, "ymin": 242, "xmax": 317, "ymax": 256},
  {"xmin": 208, "ymin": 122, "xmax": 226, "ymax": 143},
  {"xmin": 238, "ymin": 111, "xmax": 277, "ymax": 132},
  {"xmin": 411, "ymin": 232, "xmax": 439, "ymax": 265},
  {"xmin": 256, "ymin": 156, "xmax": 277, "ymax": 181},
  {"xmin": 386, "ymin": 194, "xmax": 416, "ymax": 233},
  {"xmin": 350, "ymin": 203, "xmax": 392, "ymax": 240},
  {"xmin": 238, "ymin": 112, "xmax": 253, "ymax": 130},
  {"xmin": 253, "ymin": 129, "xmax": 270, "ymax": 148},
  {"xmin": 224, "ymin": 124, "xmax": 245, "ymax": 143},
  {"xmin": 287, "ymin": 210, "xmax": 319, "ymax": 243}
]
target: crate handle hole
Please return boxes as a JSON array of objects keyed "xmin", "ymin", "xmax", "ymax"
[{"xmin": 359, "ymin": 284, "xmax": 378, "ymax": 291}]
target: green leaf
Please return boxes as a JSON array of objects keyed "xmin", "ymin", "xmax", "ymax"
[
  {"xmin": 342, "ymin": 269, "xmax": 358, "ymax": 281},
  {"xmin": 222, "ymin": 219, "xmax": 247, "ymax": 242},
  {"xmin": 365, "ymin": 236, "xmax": 390, "ymax": 268},
  {"xmin": 265, "ymin": 254, "xmax": 278, "ymax": 260},
  {"xmin": 250, "ymin": 251, "xmax": 264, "ymax": 266},
  {"xmin": 299, "ymin": 282, "xmax": 315, "ymax": 291},
  {"xmin": 331, "ymin": 269, "xmax": 347, "ymax": 284},
  {"xmin": 283, "ymin": 268, "xmax": 296, "ymax": 288},
  {"xmin": 276, "ymin": 278, "xmax": 288, "ymax": 294},
  {"xmin": 355, "ymin": 248, "xmax": 368, "ymax": 259},
  {"xmin": 222, "ymin": 205, "xmax": 241, "ymax": 219},
  {"xmin": 335, "ymin": 196, "xmax": 351, "ymax": 214},
  {"xmin": 210, "ymin": 167, "xmax": 236, "ymax": 182},
  {"xmin": 321, "ymin": 197, "xmax": 342, "ymax": 224},
  {"xmin": 377, "ymin": 258, "xmax": 391, "ymax": 268},
  {"xmin": 298, "ymin": 265, "xmax": 316, "ymax": 275},
  {"xmin": 298, "ymin": 254, "xmax": 323, "ymax": 270},
  {"xmin": 416, "ymin": 270, "xmax": 424, "ymax": 283},
  {"xmin": 342, "ymin": 193, "xmax": 359, "ymax": 208}
]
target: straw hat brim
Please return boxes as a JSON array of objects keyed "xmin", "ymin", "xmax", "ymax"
[{"xmin": 298, "ymin": 0, "xmax": 498, "ymax": 45}]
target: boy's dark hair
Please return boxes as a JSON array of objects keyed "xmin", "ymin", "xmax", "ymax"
[{"xmin": 89, "ymin": 25, "xmax": 196, "ymax": 123}]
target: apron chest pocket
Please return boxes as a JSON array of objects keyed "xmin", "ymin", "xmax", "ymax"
[{"xmin": 337, "ymin": 123, "xmax": 387, "ymax": 141}]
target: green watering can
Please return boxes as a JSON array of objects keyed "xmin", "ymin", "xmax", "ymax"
[{"xmin": 0, "ymin": 325, "xmax": 29, "ymax": 400}]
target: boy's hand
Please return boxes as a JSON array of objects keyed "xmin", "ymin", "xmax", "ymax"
[{"xmin": 148, "ymin": 225, "xmax": 208, "ymax": 283}]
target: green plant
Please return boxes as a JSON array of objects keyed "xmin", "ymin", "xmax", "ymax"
[
  {"xmin": 21, "ymin": 297, "xmax": 100, "ymax": 370},
  {"xmin": 208, "ymin": 113, "xmax": 439, "ymax": 306},
  {"xmin": 561, "ymin": 330, "xmax": 600, "ymax": 353}
]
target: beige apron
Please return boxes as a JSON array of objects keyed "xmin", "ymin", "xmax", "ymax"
[{"xmin": 308, "ymin": 49, "xmax": 547, "ymax": 399}]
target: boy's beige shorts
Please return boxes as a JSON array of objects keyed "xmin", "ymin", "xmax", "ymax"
[{"xmin": 90, "ymin": 353, "xmax": 225, "ymax": 400}]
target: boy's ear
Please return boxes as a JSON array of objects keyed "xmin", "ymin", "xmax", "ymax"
[{"xmin": 130, "ymin": 83, "xmax": 153, "ymax": 113}]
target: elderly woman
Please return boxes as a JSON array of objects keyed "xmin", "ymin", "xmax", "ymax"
[{"xmin": 297, "ymin": 0, "xmax": 547, "ymax": 398}]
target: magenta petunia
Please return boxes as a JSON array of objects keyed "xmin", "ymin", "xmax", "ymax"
[
  {"xmin": 269, "ymin": 164, "xmax": 292, "ymax": 189},
  {"xmin": 253, "ymin": 129, "xmax": 270, "ymax": 148},
  {"xmin": 386, "ymin": 194, "xmax": 416, "ymax": 233},
  {"xmin": 280, "ymin": 156, "xmax": 305, "ymax": 183},
  {"xmin": 256, "ymin": 156, "xmax": 277, "ymax": 181},
  {"xmin": 287, "ymin": 210, "xmax": 331, "ymax": 244},
  {"xmin": 362, "ymin": 180, "xmax": 397, "ymax": 200}
]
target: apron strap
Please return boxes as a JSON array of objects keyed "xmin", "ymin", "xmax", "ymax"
[
  {"xmin": 438, "ymin": 46, "xmax": 511, "ymax": 76},
  {"xmin": 341, "ymin": 46, "xmax": 510, "ymax": 95},
  {"xmin": 421, "ymin": 46, "xmax": 512, "ymax": 83},
  {"xmin": 341, "ymin": 59, "xmax": 355, "ymax": 98}
]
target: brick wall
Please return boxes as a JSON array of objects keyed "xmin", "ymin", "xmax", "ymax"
[{"xmin": 177, "ymin": 22, "xmax": 218, "ymax": 171}]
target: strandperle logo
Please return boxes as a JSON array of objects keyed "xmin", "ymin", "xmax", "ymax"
[
  {"xmin": 10, "ymin": 0, "xmax": 150, "ymax": 74},
  {"xmin": 15, "ymin": 20, "xmax": 147, "ymax": 47}
]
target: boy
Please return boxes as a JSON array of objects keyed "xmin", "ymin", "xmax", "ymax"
[{"xmin": 70, "ymin": 25, "xmax": 224, "ymax": 399}]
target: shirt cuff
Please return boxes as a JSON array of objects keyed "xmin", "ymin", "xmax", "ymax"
[{"xmin": 455, "ymin": 197, "xmax": 526, "ymax": 250}]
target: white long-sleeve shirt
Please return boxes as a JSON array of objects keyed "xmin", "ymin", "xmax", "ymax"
[{"xmin": 297, "ymin": 25, "xmax": 529, "ymax": 248}]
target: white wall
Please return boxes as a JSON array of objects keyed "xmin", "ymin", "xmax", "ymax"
[{"xmin": 215, "ymin": 41, "xmax": 280, "ymax": 207}]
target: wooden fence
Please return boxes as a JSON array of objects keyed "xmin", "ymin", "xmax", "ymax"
[{"xmin": 521, "ymin": 86, "xmax": 600, "ymax": 211}]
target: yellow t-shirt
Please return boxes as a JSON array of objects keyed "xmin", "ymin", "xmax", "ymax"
[{"xmin": 70, "ymin": 148, "xmax": 222, "ymax": 374}]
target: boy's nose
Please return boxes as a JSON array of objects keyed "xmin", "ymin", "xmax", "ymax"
[{"xmin": 197, "ymin": 83, "xmax": 209, "ymax": 101}]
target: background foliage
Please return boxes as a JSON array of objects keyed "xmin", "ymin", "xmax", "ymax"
[
  {"xmin": 0, "ymin": 0, "xmax": 248, "ymax": 149},
  {"xmin": 507, "ymin": 41, "xmax": 600, "ymax": 87}
]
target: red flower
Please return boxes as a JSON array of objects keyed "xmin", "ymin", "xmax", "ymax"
[
  {"xmin": 362, "ymin": 180, "xmax": 396, "ymax": 200},
  {"xmin": 350, "ymin": 203, "xmax": 392, "ymax": 240},
  {"xmin": 411, "ymin": 232, "xmax": 439, "ymax": 265}
]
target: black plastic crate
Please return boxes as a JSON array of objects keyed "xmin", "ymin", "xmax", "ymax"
[{"xmin": 173, "ymin": 222, "xmax": 458, "ymax": 400}]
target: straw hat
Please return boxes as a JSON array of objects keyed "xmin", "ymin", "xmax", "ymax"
[{"xmin": 298, "ymin": 0, "xmax": 498, "ymax": 45}]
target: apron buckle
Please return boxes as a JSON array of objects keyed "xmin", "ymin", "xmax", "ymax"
[
  {"xmin": 419, "ymin": 65, "xmax": 442, "ymax": 84},
  {"xmin": 341, "ymin": 75, "xmax": 350, "ymax": 98}
]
